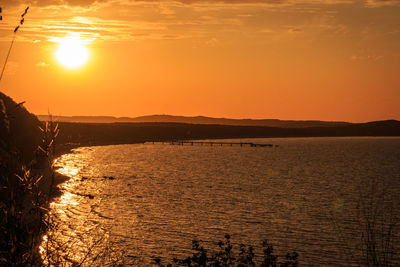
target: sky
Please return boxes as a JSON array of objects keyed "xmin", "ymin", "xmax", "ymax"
[{"xmin": 0, "ymin": 0, "xmax": 399, "ymax": 122}]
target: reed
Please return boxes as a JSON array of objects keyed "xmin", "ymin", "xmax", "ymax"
[
  {"xmin": 0, "ymin": 99, "xmax": 48, "ymax": 265},
  {"xmin": 356, "ymin": 177, "xmax": 398, "ymax": 266},
  {"xmin": 330, "ymin": 176, "xmax": 399, "ymax": 267},
  {"xmin": 0, "ymin": 6, "xmax": 29, "ymax": 83}
]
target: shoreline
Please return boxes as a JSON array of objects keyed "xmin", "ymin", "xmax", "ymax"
[{"xmin": 51, "ymin": 144, "xmax": 80, "ymax": 192}]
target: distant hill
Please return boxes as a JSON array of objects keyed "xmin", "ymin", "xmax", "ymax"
[{"xmin": 38, "ymin": 114, "xmax": 351, "ymax": 128}]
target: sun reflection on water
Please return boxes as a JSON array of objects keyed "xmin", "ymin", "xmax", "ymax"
[
  {"xmin": 51, "ymin": 192, "xmax": 80, "ymax": 208},
  {"xmin": 57, "ymin": 165, "xmax": 79, "ymax": 177},
  {"xmin": 40, "ymin": 150, "xmax": 89, "ymax": 265},
  {"xmin": 38, "ymin": 235, "xmax": 48, "ymax": 265}
]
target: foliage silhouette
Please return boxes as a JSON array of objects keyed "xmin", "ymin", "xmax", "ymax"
[{"xmin": 153, "ymin": 234, "xmax": 298, "ymax": 267}]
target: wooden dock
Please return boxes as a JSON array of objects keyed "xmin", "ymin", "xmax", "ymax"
[{"xmin": 148, "ymin": 141, "xmax": 274, "ymax": 147}]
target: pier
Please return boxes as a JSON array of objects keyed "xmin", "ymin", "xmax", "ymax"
[{"xmin": 148, "ymin": 141, "xmax": 274, "ymax": 147}]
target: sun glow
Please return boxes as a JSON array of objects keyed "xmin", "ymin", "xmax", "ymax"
[{"xmin": 55, "ymin": 37, "xmax": 89, "ymax": 69}]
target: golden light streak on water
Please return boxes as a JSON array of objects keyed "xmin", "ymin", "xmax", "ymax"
[
  {"xmin": 57, "ymin": 165, "xmax": 79, "ymax": 177},
  {"xmin": 59, "ymin": 192, "xmax": 79, "ymax": 206},
  {"xmin": 39, "ymin": 235, "xmax": 48, "ymax": 265}
]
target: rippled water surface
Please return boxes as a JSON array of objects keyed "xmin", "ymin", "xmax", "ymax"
[{"xmin": 49, "ymin": 137, "xmax": 400, "ymax": 265}]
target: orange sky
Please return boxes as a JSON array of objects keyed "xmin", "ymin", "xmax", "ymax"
[{"xmin": 0, "ymin": 0, "xmax": 399, "ymax": 122}]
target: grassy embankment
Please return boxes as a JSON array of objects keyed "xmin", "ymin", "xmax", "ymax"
[{"xmin": 0, "ymin": 92, "xmax": 69, "ymax": 265}]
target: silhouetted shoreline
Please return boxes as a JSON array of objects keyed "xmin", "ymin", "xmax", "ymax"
[{"xmin": 51, "ymin": 120, "xmax": 400, "ymax": 150}]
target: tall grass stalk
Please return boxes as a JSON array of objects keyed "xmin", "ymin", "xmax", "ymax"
[
  {"xmin": 0, "ymin": 6, "xmax": 29, "ymax": 83},
  {"xmin": 356, "ymin": 178, "xmax": 398, "ymax": 266},
  {"xmin": 331, "ymin": 176, "xmax": 398, "ymax": 267}
]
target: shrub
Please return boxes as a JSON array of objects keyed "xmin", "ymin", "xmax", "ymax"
[{"xmin": 153, "ymin": 234, "xmax": 298, "ymax": 267}]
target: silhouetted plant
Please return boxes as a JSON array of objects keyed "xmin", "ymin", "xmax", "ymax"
[
  {"xmin": 330, "ymin": 175, "xmax": 399, "ymax": 267},
  {"xmin": 154, "ymin": 234, "xmax": 298, "ymax": 267},
  {"xmin": 0, "ymin": 98, "xmax": 48, "ymax": 265},
  {"xmin": 356, "ymin": 178, "xmax": 398, "ymax": 267},
  {"xmin": 0, "ymin": 6, "xmax": 29, "ymax": 83}
]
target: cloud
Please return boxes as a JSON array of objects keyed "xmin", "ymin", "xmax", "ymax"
[
  {"xmin": 36, "ymin": 62, "xmax": 50, "ymax": 67},
  {"xmin": 4, "ymin": 0, "xmax": 357, "ymax": 8},
  {"xmin": 2, "ymin": 0, "xmax": 397, "ymax": 44},
  {"xmin": 5, "ymin": 0, "xmax": 399, "ymax": 9},
  {"xmin": 350, "ymin": 54, "xmax": 383, "ymax": 61},
  {"xmin": 350, "ymin": 49, "xmax": 384, "ymax": 61},
  {"xmin": 288, "ymin": 27, "xmax": 303, "ymax": 33},
  {"xmin": 18, "ymin": 14, "xmax": 168, "ymax": 42},
  {"xmin": 205, "ymin": 37, "xmax": 220, "ymax": 46},
  {"xmin": 4, "ymin": 0, "xmax": 107, "ymax": 7},
  {"xmin": 365, "ymin": 0, "xmax": 400, "ymax": 7}
]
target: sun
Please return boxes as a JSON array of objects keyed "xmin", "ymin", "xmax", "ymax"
[{"xmin": 55, "ymin": 37, "xmax": 89, "ymax": 69}]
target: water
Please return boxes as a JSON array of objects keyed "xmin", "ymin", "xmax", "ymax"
[{"xmin": 46, "ymin": 137, "xmax": 400, "ymax": 266}]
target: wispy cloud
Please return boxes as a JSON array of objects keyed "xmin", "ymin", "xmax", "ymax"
[
  {"xmin": 36, "ymin": 61, "xmax": 50, "ymax": 67},
  {"xmin": 350, "ymin": 54, "xmax": 383, "ymax": 61},
  {"xmin": 288, "ymin": 27, "xmax": 303, "ymax": 33},
  {"xmin": 365, "ymin": 0, "xmax": 400, "ymax": 7},
  {"xmin": 1, "ymin": 0, "xmax": 380, "ymax": 9},
  {"xmin": 1, "ymin": 0, "xmax": 398, "ymax": 45},
  {"xmin": 5, "ymin": 0, "xmax": 400, "ymax": 11}
]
